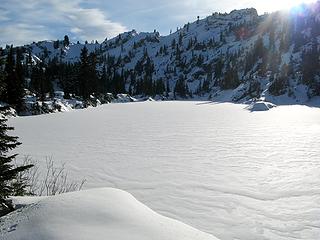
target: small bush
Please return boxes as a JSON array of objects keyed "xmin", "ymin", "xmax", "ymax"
[{"xmin": 17, "ymin": 156, "xmax": 86, "ymax": 196}]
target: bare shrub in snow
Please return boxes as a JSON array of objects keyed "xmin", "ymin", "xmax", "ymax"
[{"xmin": 18, "ymin": 156, "xmax": 86, "ymax": 196}]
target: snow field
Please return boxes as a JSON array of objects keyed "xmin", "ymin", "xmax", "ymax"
[{"xmin": 9, "ymin": 101, "xmax": 320, "ymax": 240}]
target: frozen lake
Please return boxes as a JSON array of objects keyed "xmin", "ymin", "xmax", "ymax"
[{"xmin": 9, "ymin": 101, "xmax": 320, "ymax": 240}]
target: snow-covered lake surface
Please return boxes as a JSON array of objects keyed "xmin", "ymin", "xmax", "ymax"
[{"xmin": 9, "ymin": 101, "xmax": 320, "ymax": 240}]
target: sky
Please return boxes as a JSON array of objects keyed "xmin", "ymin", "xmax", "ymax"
[{"xmin": 0, "ymin": 0, "xmax": 316, "ymax": 47}]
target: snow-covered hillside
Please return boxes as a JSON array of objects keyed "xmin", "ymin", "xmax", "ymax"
[
  {"xmin": 10, "ymin": 1, "xmax": 319, "ymax": 105},
  {"xmin": 9, "ymin": 101, "xmax": 320, "ymax": 240},
  {"xmin": 0, "ymin": 188, "xmax": 219, "ymax": 240}
]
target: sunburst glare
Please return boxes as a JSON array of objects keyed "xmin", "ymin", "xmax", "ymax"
[{"xmin": 253, "ymin": 0, "xmax": 316, "ymax": 13}]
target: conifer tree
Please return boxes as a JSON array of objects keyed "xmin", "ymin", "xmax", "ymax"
[
  {"xmin": 78, "ymin": 46, "xmax": 93, "ymax": 99},
  {"xmin": 99, "ymin": 65, "xmax": 108, "ymax": 93},
  {"xmin": 0, "ymin": 58, "xmax": 7, "ymax": 102},
  {"xmin": 166, "ymin": 80, "xmax": 170, "ymax": 95},
  {"xmin": 53, "ymin": 40, "xmax": 59, "ymax": 49},
  {"xmin": 174, "ymin": 75, "xmax": 188, "ymax": 98},
  {"xmin": 301, "ymin": 42, "xmax": 319, "ymax": 87},
  {"xmin": 4, "ymin": 46, "xmax": 25, "ymax": 113},
  {"xmin": 30, "ymin": 62, "xmax": 52, "ymax": 101},
  {"xmin": 221, "ymin": 65, "xmax": 240, "ymax": 90},
  {"xmin": 0, "ymin": 107, "xmax": 33, "ymax": 211}
]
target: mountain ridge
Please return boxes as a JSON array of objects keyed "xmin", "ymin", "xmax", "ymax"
[{"xmin": 1, "ymin": 2, "xmax": 320, "ymax": 113}]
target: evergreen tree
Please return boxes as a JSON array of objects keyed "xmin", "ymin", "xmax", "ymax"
[
  {"xmin": 174, "ymin": 75, "xmax": 188, "ymax": 98},
  {"xmin": 0, "ymin": 58, "xmax": 7, "ymax": 102},
  {"xmin": 269, "ymin": 75, "xmax": 288, "ymax": 96},
  {"xmin": 166, "ymin": 80, "xmax": 170, "ymax": 95},
  {"xmin": 214, "ymin": 58, "xmax": 224, "ymax": 79},
  {"xmin": 99, "ymin": 65, "xmax": 108, "ymax": 93},
  {"xmin": 88, "ymin": 52, "xmax": 99, "ymax": 94},
  {"xmin": 221, "ymin": 64, "xmax": 240, "ymax": 90},
  {"xmin": 78, "ymin": 46, "xmax": 98, "ymax": 99},
  {"xmin": 179, "ymin": 33, "xmax": 183, "ymax": 46},
  {"xmin": 0, "ymin": 107, "xmax": 33, "ymax": 212},
  {"xmin": 155, "ymin": 78, "xmax": 165, "ymax": 95},
  {"xmin": 171, "ymin": 38, "xmax": 176, "ymax": 49},
  {"xmin": 4, "ymin": 46, "xmax": 25, "ymax": 112},
  {"xmin": 202, "ymin": 76, "xmax": 210, "ymax": 92},
  {"xmin": 301, "ymin": 42, "xmax": 319, "ymax": 87},
  {"xmin": 53, "ymin": 40, "xmax": 59, "ymax": 49},
  {"xmin": 30, "ymin": 62, "xmax": 53, "ymax": 101}
]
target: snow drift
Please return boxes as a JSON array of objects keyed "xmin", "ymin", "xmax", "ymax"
[{"xmin": 0, "ymin": 188, "xmax": 219, "ymax": 240}]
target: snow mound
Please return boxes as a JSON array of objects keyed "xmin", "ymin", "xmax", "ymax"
[
  {"xmin": 0, "ymin": 188, "xmax": 218, "ymax": 240},
  {"xmin": 247, "ymin": 101, "xmax": 277, "ymax": 111}
]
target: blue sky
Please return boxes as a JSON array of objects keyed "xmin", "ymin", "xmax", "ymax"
[{"xmin": 0, "ymin": 0, "xmax": 314, "ymax": 47}]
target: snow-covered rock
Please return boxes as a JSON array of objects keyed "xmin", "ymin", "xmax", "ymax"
[
  {"xmin": 113, "ymin": 94, "xmax": 137, "ymax": 103},
  {"xmin": 23, "ymin": 95, "xmax": 37, "ymax": 103},
  {"xmin": 146, "ymin": 97, "xmax": 155, "ymax": 101},
  {"xmin": 0, "ymin": 188, "xmax": 219, "ymax": 240},
  {"xmin": 54, "ymin": 91, "xmax": 65, "ymax": 99},
  {"xmin": 247, "ymin": 101, "xmax": 277, "ymax": 111},
  {"xmin": 53, "ymin": 99, "xmax": 73, "ymax": 112}
]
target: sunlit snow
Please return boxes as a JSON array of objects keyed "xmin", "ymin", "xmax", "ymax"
[
  {"xmin": 9, "ymin": 101, "xmax": 320, "ymax": 240},
  {"xmin": 0, "ymin": 188, "xmax": 218, "ymax": 240}
]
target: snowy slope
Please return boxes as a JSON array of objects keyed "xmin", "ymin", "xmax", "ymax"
[
  {"xmin": 9, "ymin": 101, "xmax": 320, "ymax": 240},
  {"xmin": 0, "ymin": 188, "xmax": 219, "ymax": 240}
]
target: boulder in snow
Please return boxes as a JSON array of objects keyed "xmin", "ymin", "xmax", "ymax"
[
  {"xmin": 146, "ymin": 97, "xmax": 155, "ymax": 101},
  {"xmin": 114, "ymin": 94, "xmax": 137, "ymax": 103},
  {"xmin": 54, "ymin": 91, "xmax": 65, "ymax": 99},
  {"xmin": 247, "ymin": 101, "xmax": 277, "ymax": 111}
]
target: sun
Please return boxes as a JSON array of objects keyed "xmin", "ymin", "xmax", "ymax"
[{"xmin": 254, "ymin": 0, "xmax": 316, "ymax": 13}]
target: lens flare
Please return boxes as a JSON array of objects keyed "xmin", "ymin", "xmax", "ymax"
[{"xmin": 255, "ymin": 0, "xmax": 316, "ymax": 13}]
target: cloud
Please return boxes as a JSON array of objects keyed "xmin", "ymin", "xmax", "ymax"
[
  {"xmin": 2, "ymin": 0, "xmax": 311, "ymax": 47},
  {"xmin": 0, "ymin": 0, "xmax": 127, "ymax": 47},
  {"xmin": 89, "ymin": 0, "xmax": 255, "ymax": 36},
  {"xmin": 65, "ymin": 8, "xmax": 127, "ymax": 42},
  {"xmin": 0, "ymin": 7, "xmax": 10, "ymax": 21},
  {"xmin": 1, "ymin": 24, "xmax": 53, "ymax": 47}
]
